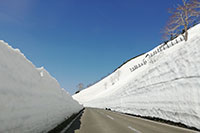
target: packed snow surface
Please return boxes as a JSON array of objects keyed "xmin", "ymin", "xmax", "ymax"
[
  {"xmin": 73, "ymin": 24, "xmax": 200, "ymax": 129},
  {"xmin": 0, "ymin": 41, "xmax": 83, "ymax": 133}
]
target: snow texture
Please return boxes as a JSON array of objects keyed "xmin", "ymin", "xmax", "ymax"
[
  {"xmin": 0, "ymin": 41, "xmax": 83, "ymax": 133},
  {"xmin": 73, "ymin": 24, "xmax": 200, "ymax": 129}
]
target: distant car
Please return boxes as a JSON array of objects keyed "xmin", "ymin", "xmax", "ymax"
[
  {"xmin": 75, "ymin": 90, "xmax": 80, "ymax": 94},
  {"xmin": 105, "ymin": 108, "xmax": 111, "ymax": 111}
]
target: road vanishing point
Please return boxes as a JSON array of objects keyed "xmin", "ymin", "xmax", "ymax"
[{"xmin": 62, "ymin": 108, "xmax": 199, "ymax": 133}]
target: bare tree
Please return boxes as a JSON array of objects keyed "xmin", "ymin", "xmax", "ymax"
[
  {"xmin": 163, "ymin": 0, "xmax": 200, "ymax": 41},
  {"xmin": 191, "ymin": 0, "xmax": 200, "ymax": 7},
  {"xmin": 77, "ymin": 83, "xmax": 84, "ymax": 91},
  {"xmin": 74, "ymin": 83, "xmax": 84, "ymax": 94},
  {"xmin": 162, "ymin": 26, "xmax": 176, "ymax": 40},
  {"xmin": 190, "ymin": 0, "xmax": 200, "ymax": 22}
]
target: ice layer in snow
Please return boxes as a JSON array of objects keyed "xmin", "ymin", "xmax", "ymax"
[
  {"xmin": 73, "ymin": 24, "xmax": 200, "ymax": 129},
  {"xmin": 0, "ymin": 41, "xmax": 83, "ymax": 133}
]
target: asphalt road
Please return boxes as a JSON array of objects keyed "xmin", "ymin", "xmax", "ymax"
[{"xmin": 63, "ymin": 108, "xmax": 199, "ymax": 133}]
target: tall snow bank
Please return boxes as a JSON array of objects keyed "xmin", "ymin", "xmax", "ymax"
[
  {"xmin": 0, "ymin": 41, "xmax": 83, "ymax": 133},
  {"xmin": 73, "ymin": 24, "xmax": 200, "ymax": 129}
]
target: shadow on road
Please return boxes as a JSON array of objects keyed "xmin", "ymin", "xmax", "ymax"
[{"xmin": 64, "ymin": 112, "xmax": 83, "ymax": 133}]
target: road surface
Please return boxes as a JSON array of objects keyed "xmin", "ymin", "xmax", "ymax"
[{"xmin": 63, "ymin": 108, "xmax": 199, "ymax": 133}]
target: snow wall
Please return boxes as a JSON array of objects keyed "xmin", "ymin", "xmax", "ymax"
[
  {"xmin": 0, "ymin": 41, "xmax": 83, "ymax": 133},
  {"xmin": 73, "ymin": 24, "xmax": 200, "ymax": 129}
]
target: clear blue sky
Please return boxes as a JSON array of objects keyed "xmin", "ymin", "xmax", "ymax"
[{"xmin": 0, "ymin": 0, "xmax": 179, "ymax": 94}]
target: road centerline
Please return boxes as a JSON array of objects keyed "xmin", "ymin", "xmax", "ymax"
[
  {"xmin": 106, "ymin": 114, "xmax": 114, "ymax": 120},
  {"xmin": 128, "ymin": 126, "xmax": 142, "ymax": 133},
  {"xmin": 65, "ymin": 108, "xmax": 199, "ymax": 133}
]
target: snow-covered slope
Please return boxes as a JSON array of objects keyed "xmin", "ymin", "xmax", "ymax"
[
  {"xmin": 73, "ymin": 24, "xmax": 200, "ymax": 129},
  {"xmin": 0, "ymin": 41, "xmax": 83, "ymax": 133}
]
